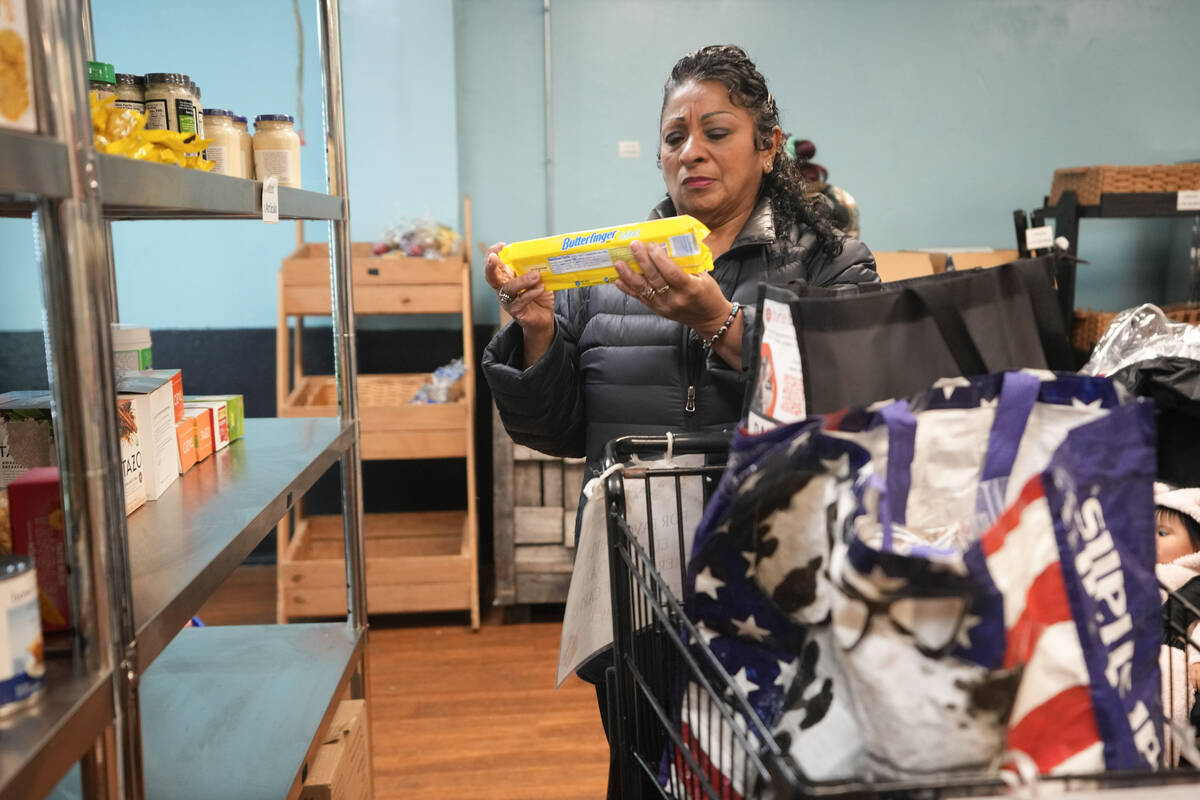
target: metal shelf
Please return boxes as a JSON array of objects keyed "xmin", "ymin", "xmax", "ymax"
[
  {"xmin": 0, "ymin": 130, "xmax": 70, "ymax": 214},
  {"xmin": 97, "ymin": 154, "xmax": 346, "ymax": 221},
  {"xmin": 50, "ymin": 624, "xmax": 361, "ymax": 800},
  {"xmin": 128, "ymin": 417, "xmax": 354, "ymax": 674},
  {"xmin": 1040, "ymin": 191, "xmax": 1200, "ymax": 220},
  {"xmin": 0, "ymin": 661, "xmax": 114, "ymax": 800}
]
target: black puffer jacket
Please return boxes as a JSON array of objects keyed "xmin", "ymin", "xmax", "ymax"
[{"xmin": 482, "ymin": 195, "xmax": 878, "ymax": 474}]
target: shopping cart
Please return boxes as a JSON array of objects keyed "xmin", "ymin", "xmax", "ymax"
[{"xmin": 602, "ymin": 433, "xmax": 1200, "ymax": 800}]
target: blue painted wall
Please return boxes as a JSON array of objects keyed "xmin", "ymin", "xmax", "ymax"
[
  {"xmin": 0, "ymin": 0, "xmax": 459, "ymax": 331},
  {"xmin": 3, "ymin": 0, "xmax": 1198, "ymax": 331},
  {"xmin": 459, "ymin": 0, "xmax": 1200, "ymax": 323}
]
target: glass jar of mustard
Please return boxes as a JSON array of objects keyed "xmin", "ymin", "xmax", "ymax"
[
  {"xmin": 87, "ymin": 61, "xmax": 116, "ymax": 101},
  {"xmin": 253, "ymin": 114, "xmax": 301, "ymax": 188},
  {"xmin": 144, "ymin": 73, "xmax": 197, "ymax": 133},
  {"xmin": 202, "ymin": 109, "xmax": 244, "ymax": 178},
  {"xmin": 113, "ymin": 74, "xmax": 145, "ymax": 113},
  {"xmin": 234, "ymin": 115, "xmax": 254, "ymax": 180}
]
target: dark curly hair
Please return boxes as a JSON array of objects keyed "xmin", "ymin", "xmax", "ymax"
[{"xmin": 660, "ymin": 44, "xmax": 844, "ymax": 260}]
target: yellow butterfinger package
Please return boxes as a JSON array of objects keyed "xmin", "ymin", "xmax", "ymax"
[{"xmin": 499, "ymin": 215, "xmax": 714, "ymax": 291}]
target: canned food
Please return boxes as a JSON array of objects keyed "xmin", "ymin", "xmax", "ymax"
[{"xmin": 0, "ymin": 555, "xmax": 44, "ymax": 717}]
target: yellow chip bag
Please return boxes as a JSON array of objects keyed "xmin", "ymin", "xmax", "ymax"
[{"xmin": 499, "ymin": 215, "xmax": 714, "ymax": 292}]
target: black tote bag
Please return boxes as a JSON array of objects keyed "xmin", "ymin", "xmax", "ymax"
[{"xmin": 744, "ymin": 256, "xmax": 1073, "ymax": 421}]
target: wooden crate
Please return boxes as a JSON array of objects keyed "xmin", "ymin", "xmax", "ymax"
[
  {"xmin": 492, "ymin": 405, "xmax": 587, "ymax": 607},
  {"xmin": 276, "ymin": 198, "xmax": 479, "ymax": 629},
  {"xmin": 279, "ymin": 374, "xmax": 469, "ymax": 460}
]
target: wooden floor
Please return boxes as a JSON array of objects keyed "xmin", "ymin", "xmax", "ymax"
[{"xmin": 197, "ymin": 566, "xmax": 610, "ymax": 799}]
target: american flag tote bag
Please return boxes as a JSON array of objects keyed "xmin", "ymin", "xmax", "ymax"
[
  {"xmin": 674, "ymin": 422, "xmax": 875, "ymax": 795},
  {"xmin": 672, "ymin": 382, "xmax": 1161, "ymax": 794}
]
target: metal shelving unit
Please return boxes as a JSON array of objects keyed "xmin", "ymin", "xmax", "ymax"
[
  {"xmin": 0, "ymin": 2, "xmax": 368, "ymax": 799},
  {"xmin": 1020, "ymin": 189, "xmax": 1200, "ymax": 323}
]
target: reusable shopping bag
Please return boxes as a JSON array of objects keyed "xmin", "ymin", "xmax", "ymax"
[
  {"xmin": 744, "ymin": 256, "xmax": 1073, "ymax": 426},
  {"xmin": 675, "ymin": 374, "xmax": 1162, "ymax": 794}
]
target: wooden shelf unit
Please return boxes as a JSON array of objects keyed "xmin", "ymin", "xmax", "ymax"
[{"xmin": 276, "ymin": 200, "xmax": 479, "ymax": 629}]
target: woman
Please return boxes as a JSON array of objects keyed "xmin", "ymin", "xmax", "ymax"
[
  {"xmin": 483, "ymin": 44, "xmax": 877, "ymax": 794},
  {"xmin": 484, "ymin": 44, "xmax": 876, "ymax": 474}
]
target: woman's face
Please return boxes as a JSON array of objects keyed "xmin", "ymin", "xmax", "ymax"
[
  {"xmin": 1157, "ymin": 510, "xmax": 1196, "ymax": 564},
  {"xmin": 660, "ymin": 79, "xmax": 775, "ymax": 226}
]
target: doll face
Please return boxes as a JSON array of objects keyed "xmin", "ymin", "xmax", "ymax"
[{"xmin": 1156, "ymin": 510, "xmax": 1196, "ymax": 564}]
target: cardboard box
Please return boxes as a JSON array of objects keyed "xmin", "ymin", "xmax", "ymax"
[
  {"xmin": 112, "ymin": 325, "xmax": 152, "ymax": 376},
  {"xmin": 301, "ymin": 700, "xmax": 370, "ymax": 800},
  {"xmin": 2, "ymin": 392, "xmax": 146, "ymax": 516},
  {"xmin": 9, "ymin": 467, "xmax": 70, "ymax": 632},
  {"xmin": 0, "ymin": 392, "xmax": 146, "ymax": 515},
  {"xmin": 118, "ymin": 374, "xmax": 179, "ymax": 502},
  {"xmin": 185, "ymin": 401, "xmax": 230, "ymax": 452},
  {"xmin": 0, "ymin": 392, "xmax": 56, "ymax": 489},
  {"xmin": 186, "ymin": 395, "xmax": 243, "ymax": 442},
  {"xmin": 909, "ymin": 248, "xmax": 1021, "ymax": 273},
  {"xmin": 0, "ymin": 1, "xmax": 38, "ymax": 133},
  {"xmin": 142, "ymin": 369, "xmax": 184, "ymax": 423},
  {"xmin": 116, "ymin": 398, "xmax": 148, "ymax": 516},
  {"xmin": 187, "ymin": 409, "xmax": 214, "ymax": 462},
  {"xmin": 175, "ymin": 416, "xmax": 197, "ymax": 474},
  {"xmin": 873, "ymin": 252, "xmax": 936, "ymax": 283}
]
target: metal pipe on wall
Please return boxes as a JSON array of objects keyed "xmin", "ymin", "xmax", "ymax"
[
  {"xmin": 33, "ymin": 1, "xmax": 140, "ymax": 797},
  {"xmin": 315, "ymin": 0, "xmax": 368, "ymax": 671},
  {"xmin": 543, "ymin": 0, "xmax": 554, "ymax": 234}
]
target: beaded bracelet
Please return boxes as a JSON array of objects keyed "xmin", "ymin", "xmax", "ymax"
[{"xmin": 702, "ymin": 303, "xmax": 741, "ymax": 349}]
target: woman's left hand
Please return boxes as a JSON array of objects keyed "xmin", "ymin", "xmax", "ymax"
[{"xmin": 613, "ymin": 240, "xmax": 733, "ymax": 338}]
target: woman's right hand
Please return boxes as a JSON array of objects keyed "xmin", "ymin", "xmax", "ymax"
[{"xmin": 485, "ymin": 242, "xmax": 556, "ymax": 367}]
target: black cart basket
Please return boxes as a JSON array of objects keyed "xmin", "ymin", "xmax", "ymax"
[{"xmin": 601, "ymin": 433, "xmax": 1200, "ymax": 800}]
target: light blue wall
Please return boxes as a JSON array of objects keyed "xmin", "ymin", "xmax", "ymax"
[
  {"xmin": 458, "ymin": 0, "xmax": 1200, "ymax": 323},
  {"xmin": 0, "ymin": 0, "xmax": 459, "ymax": 331},
  {"xmin": 3, "ymin": 0, "xmax": 1198, "ymax": 331}
]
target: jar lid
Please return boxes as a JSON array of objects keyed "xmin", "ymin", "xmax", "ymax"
[
  {"xmin": 144, "ymin": 73, "xmax": 191, "ymax": 87},
  {"xmin": 190, "ymin": 83, "xmax": 201, "ymax": 97},
  {"xmin": 233, "ymin": 114, "xmax": 248, "ymax": 124},
  {"xmin": 203, "ymin": 108, "xmax": 235, "ymax": 119},
  {"xmin": 0, "ymin": 555, "xmax": 34, "ymax": 578},
  {"xmin": 255, "ymin": 114, "xmax": 294, "ymax": 124},
  {"xmin": 115, "ymin": 73, "xmax": 145, "ymax": 86},
  {"xmin": 87, "ymin": 61, "xmax": 115, "ymax": 85}
]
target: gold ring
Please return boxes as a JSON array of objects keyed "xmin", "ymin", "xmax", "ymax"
[
  {"xmin": 655, "ymin": 285, "xmax": 671, "ymax": 296},
  {"xmin": 641, "ymin": 286, "xmax": 656, "ymax": 299}
]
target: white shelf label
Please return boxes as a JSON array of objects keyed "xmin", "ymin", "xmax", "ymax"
[
  {"xmin": 262, "ymin": 176, "xmax": 280, "ymax": 224},
  {"xmin": 1178, "ymin": 190, "xmax": 1200, "ymax": 212},
  {"xmin": 1025, "ymin": 225, "xmax": 1054, "ymax": 251}
]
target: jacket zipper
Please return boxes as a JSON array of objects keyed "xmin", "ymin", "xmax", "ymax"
[{"xmin": 682, "ymin": 327, "xmax": 703, "ymax": 422}]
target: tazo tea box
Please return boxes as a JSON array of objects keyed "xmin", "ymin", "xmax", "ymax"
[
  {"xmin": 185, "ymin": 401, "xmax": 229, "ymax": 451},
  {"xmin": 175, "ymin": 416, "xmax": 196, "ymax": 474},
  {"xmin": 187, "ymin": 408, "xmax": 214, "ymax": 462},
  {"xmin": 0, "ymin": 392, "xmax": 55, "ymax": 489},
  {"xmin": 116, "ymin": 398, "xmax": 147, "ymax": 516},
  {"xmin": 186, "ymin": 395, "xmax": 243, "ymax": 442},
  {"xmin": 9, "ymin": 468, "xmax": 70, "ymax": 633},
  {"xmin": 142, "ymin": 369, "xmax": 184, "ymax": 423},
  {"xmin": 118, "ymin": 374, "xmax": 178, "ymax": 501}
]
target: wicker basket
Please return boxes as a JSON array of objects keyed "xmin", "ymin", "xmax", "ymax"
[
  {"xmin": 1050, "ymin": 163, "xmax": 1200, "ymax": 207},
  {"xmin": 1073, "ymin": 305, "xmax": 1200, "ymax": 352}
]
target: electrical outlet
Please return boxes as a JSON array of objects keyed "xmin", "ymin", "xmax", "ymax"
[{"xmin": 617, "ymin": 140, "xmax": 641, "ymax": 159}]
